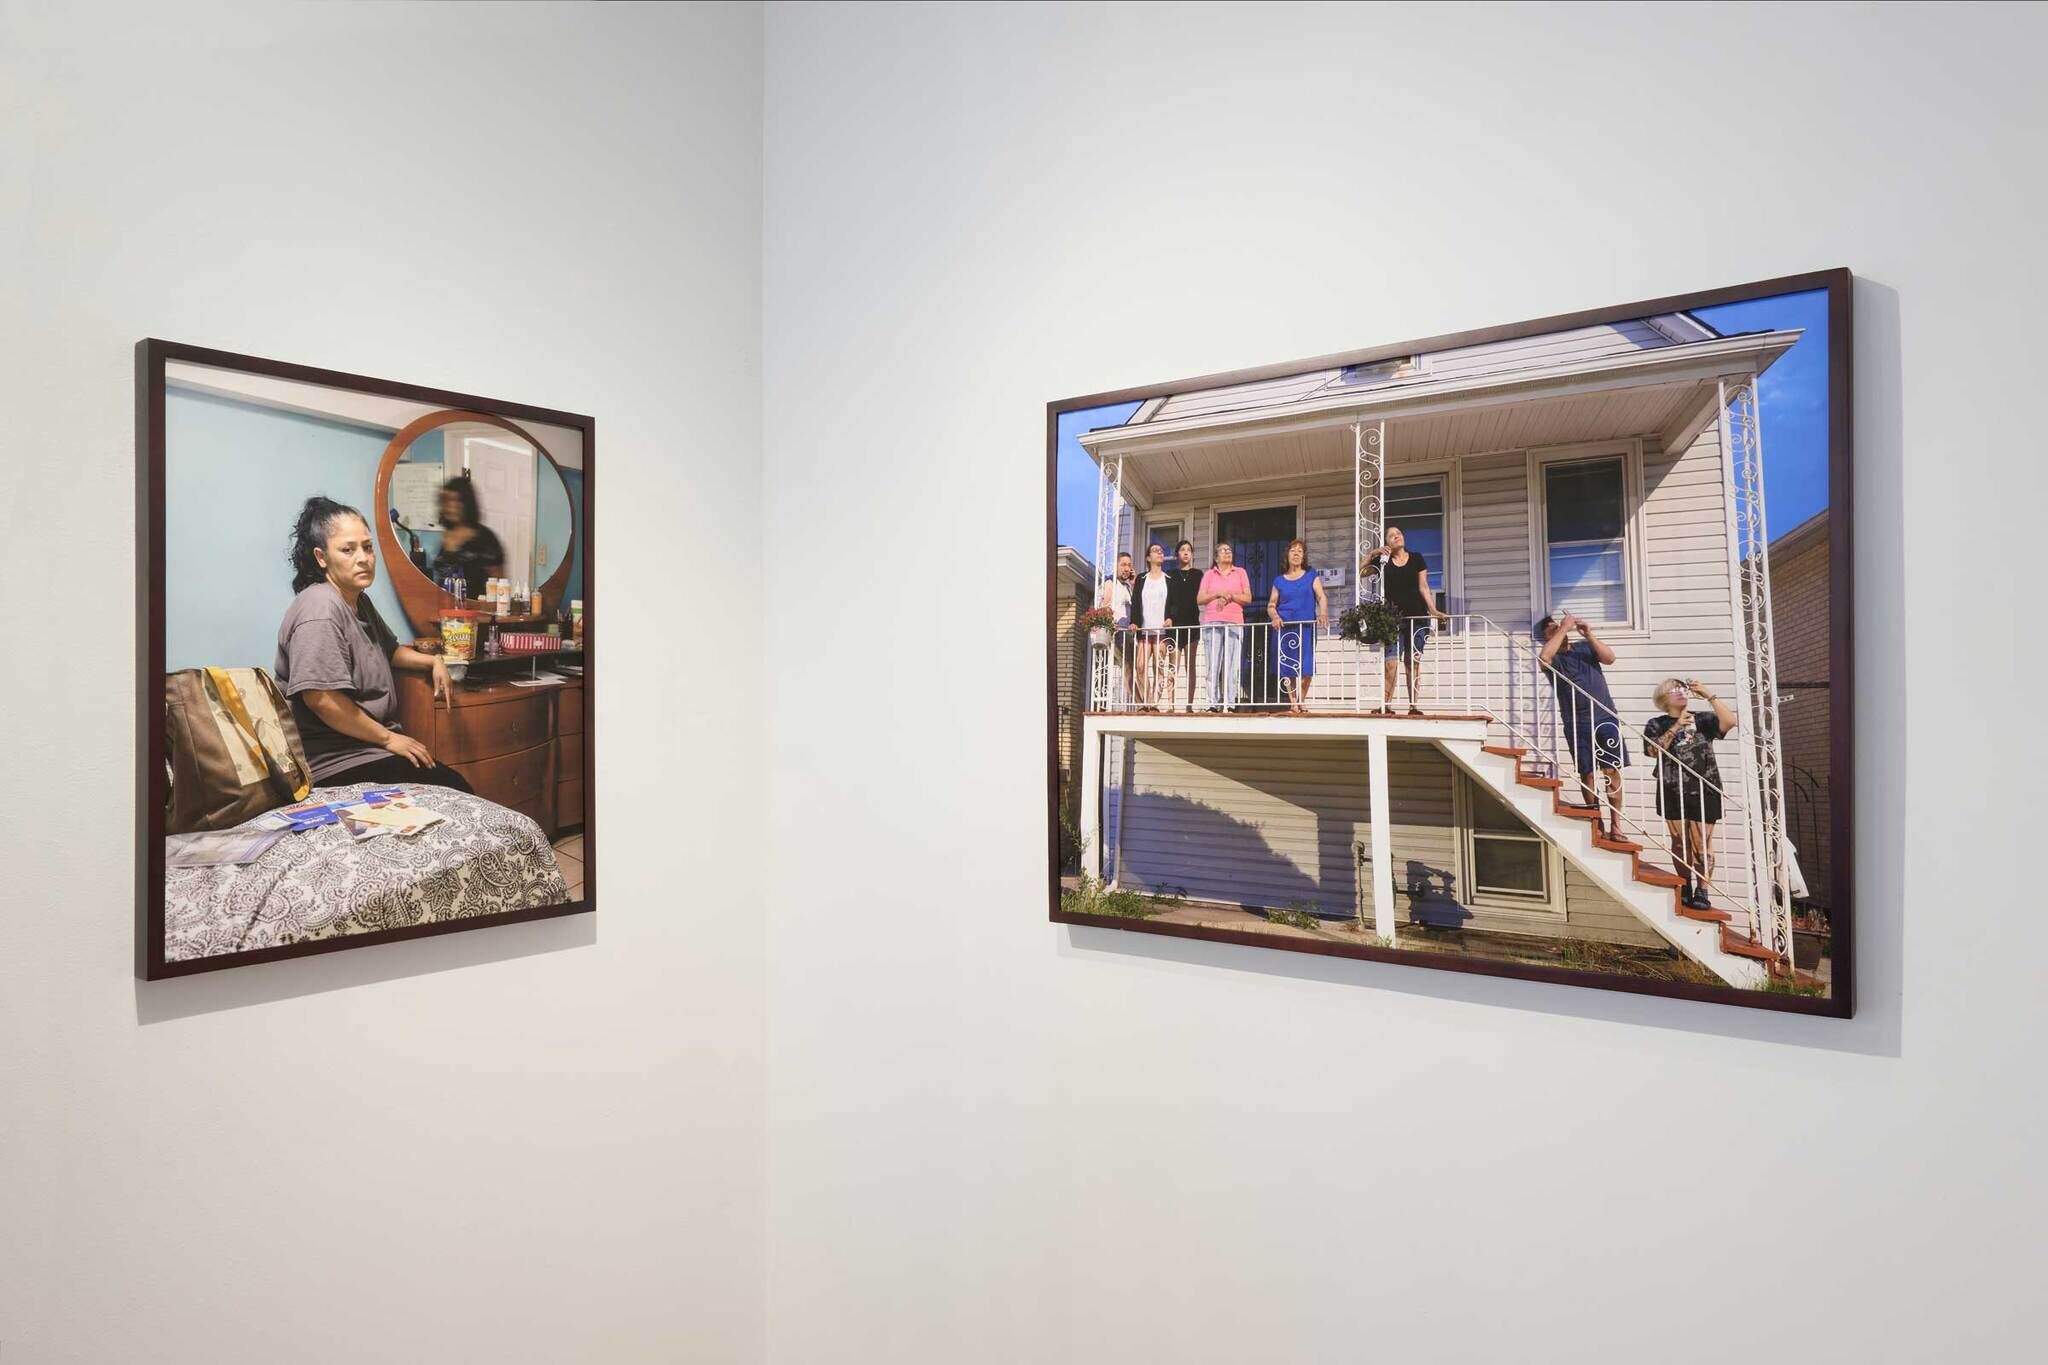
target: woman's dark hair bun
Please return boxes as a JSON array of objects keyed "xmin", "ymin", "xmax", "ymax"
[{"xmin": 288, "ymin": 495, "xmax": 365, "ymax": 592}]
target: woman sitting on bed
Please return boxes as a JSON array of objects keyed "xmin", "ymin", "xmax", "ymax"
[{"xmin": 276, "ymin": 496, "xmax": 473, "ymax": 792}]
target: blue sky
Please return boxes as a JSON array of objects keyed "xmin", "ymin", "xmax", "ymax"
[
  {"xmin": 1693, "ymin": 288, "xmax": 1830, "ymax": 540},
  {"xmin": 1056, "ymin": 400, "xmax": 1141, "ymax": 567},
  {"xmin": 1054, "ymin": 287, "xmax": 1830, "ymax": 560}
]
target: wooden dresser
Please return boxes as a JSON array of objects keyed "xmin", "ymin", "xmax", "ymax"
[{"xmin": 394, "ymin": 671, "xmax": 584, "ymax": 840}]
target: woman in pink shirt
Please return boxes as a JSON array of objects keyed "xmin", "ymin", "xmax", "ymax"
[{"xmin": 1196, "ymin": 542, "xmax": 1252, "ymax": 711}]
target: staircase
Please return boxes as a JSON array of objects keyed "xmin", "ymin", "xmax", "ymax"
[{"xmin": 1437, "ymin": 738, "xmax": 1775, "ymax": 989}]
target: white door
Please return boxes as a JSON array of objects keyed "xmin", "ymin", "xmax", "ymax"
[{"xmin": 449, "ymin": 432, "xmax": 535, "ymax": 590}]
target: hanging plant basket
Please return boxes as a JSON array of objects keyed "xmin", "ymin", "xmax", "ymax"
[{"xmin": 1338, "ymin": 600, "xmax": 1400, "ymax": 647}]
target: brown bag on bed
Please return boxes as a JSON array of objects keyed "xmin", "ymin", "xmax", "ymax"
[{"xmin": 164, "ymin": 667, "xmax": 314, "ymax": 835}]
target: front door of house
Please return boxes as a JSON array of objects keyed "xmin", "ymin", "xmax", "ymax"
[{"xmin": 1215, "ymin": 505, "xmax": 1298, "ymax": 708}]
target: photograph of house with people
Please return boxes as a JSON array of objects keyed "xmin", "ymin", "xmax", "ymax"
[
  {"xmin": 149, "ymin": 350, "xmax": 590, "ymax": 973},
  {"xmin": 1051, "ymin": 285, "xmax": 1837, "ymax": 999}
]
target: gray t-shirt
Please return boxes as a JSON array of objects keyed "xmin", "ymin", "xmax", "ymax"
[{"xmin": 276, "ymin": 582, "xmax": 404, "ymax": 780}]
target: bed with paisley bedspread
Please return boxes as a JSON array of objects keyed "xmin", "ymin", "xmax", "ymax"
[{"xmin": 164, "ymin": 781, "xmax": 571, "ymax": 963}]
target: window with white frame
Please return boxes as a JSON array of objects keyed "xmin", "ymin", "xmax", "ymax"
[
  {"xmin": 1384, "ymin": 476, "xmax": 1447, "ymax": 607},
  {"xmin": 1144, "ymin": 521, "xmax": 1183, "ymax": 566},
  {"xmin": 1463, "ymin": 776, "xmax": 1552, "ymax": 904},
  {"xmin": 1540, "ymin": 454, "xmax": 1631, "ymax": 625}
]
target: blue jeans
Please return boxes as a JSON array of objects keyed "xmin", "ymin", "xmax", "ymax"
[{"xmin": 1203, "ymin": 623, "xmax": 1244, "ymax": 708}]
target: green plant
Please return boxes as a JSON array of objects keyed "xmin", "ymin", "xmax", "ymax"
[
  {"xmin": 1078, "ymin": 606, "xmax": 1117, "ymax": 633},
  {"xmin": 1758, "ymin": 973, "xmax": 1827, "ymax": 997},
  {"xmin": 1265, "ymin": 904, "xmax": 1323, "ymax": 932},
  {"xmin": 1056, "ymin": 781, "xmax": 1083, "ymax": 874},
  {"xmin": 1061, "ymin": 873, "xmax": 1164, "ymax": 920},
  {"xmin": 1338, "ymin": 600, "xmax": 1400, "ymax": 647}
]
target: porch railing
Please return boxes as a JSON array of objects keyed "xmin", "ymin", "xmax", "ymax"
[{"xmin": 1086, "ymin": 613, "xmax": 1787, "ymax": 967}]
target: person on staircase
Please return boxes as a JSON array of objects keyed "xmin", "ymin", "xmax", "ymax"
[
  {"xmin": 1643, "ymin": 677, "xmax": 1738, "ymax": 913},
  {"xmin": 1535, "ymin": 612, "xmax": 1627, "ymax": 841}
]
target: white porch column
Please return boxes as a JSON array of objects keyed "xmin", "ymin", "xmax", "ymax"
[
  {"xmin": 1366, "ymin": 730, "xmax": 1395, "ymax": 942},
  {"xmin": 1078, "ymin": 720, "xmax": 1102, "ymax": 883},
  {"xmin": 1714, "ymin": 378, "xmax": 1773, "ymax": 951},
  {"xmin": 1353, "ymin": 419, "xmax": 1385, "ymax": 606},
  {"xmin": 1093, "ymin": 452, "xmax": 1125, "ymax": 601}
]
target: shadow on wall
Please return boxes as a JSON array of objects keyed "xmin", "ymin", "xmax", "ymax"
[
  {"xmin": 1354, "ymin": 847, "xmax": 1469, "ymax": 925},
  {"xmin": 1117, "ymin": 789, "xmax": 1354, "ymax": 916},
  {"xmin": 1402, "ymin": 855, "xmax": 1467, "ymax": 924}
]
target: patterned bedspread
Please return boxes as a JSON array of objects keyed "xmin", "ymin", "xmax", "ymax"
[{"xmin": 165, "ymin": 781, "xmax": 572, "ymax": 963}]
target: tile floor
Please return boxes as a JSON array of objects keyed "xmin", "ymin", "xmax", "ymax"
[{"xmin": 552, "ymin": 831, "xmax": 584, "ymax": 898}]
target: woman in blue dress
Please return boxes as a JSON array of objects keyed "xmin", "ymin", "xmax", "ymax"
[{"xmin": 1267, "ymin": 538, "xmax": 1328, "ymax": 713}]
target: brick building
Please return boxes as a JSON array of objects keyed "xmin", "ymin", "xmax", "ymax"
[
  {"xmin": 1765, "ymin": 509, "xmax": 1831, "ymax": 910},
  {"xmin": 1053, "ymin": 547, "xmax": 1096, "ymax": 860}
]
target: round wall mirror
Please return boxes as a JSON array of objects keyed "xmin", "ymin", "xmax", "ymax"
[{"xmin": 373, "ymin": 410, "xmax": 578, "ymax": 637}]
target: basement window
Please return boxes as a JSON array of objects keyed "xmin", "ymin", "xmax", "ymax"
[{"xmin": 1459, "ymin": 776, "xmax": 1560, "ymax": 913}]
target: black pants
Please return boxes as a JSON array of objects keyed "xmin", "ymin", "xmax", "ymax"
[{"xmin": 333, "ymin": 756, "xmax": 475, "ymax": 794}]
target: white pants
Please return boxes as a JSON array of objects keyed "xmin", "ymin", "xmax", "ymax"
[{"xmin": 1203, "ymin": 623, "xmax": 1244, "ymax": 709}]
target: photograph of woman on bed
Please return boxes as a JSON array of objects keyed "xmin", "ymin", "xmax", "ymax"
[{"xmin": 148, "ymin": 349, "xmax": 590, "ymax": 974}]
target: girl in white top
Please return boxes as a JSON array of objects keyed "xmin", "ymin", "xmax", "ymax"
[{"xmin": 1131, "ymin": 542, "xmax": 1174, "ymax": 710}]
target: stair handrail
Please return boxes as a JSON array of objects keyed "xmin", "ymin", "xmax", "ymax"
[{"xmin": 1417, "ymin": 613, "xmax": 1773, "ymax": 957}]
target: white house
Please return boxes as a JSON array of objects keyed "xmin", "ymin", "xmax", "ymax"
[{"xmin": 1073, "ymin": 312, "xmax": 1801, "ymax": 987}]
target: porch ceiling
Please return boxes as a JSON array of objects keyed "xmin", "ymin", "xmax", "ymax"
[
  {"xmin": 1110, "ymin": 376, "xmax": 1718, "ymax": 499},
  {"xmin": 1078, "ymin": 328, "xmax": 1796, "ymax": 505}
]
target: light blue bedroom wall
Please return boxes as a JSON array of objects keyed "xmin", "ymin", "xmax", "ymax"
[
  {"xmin": 165, "ymin": 388, "xmax": 409, "ymax": 671},
  {"xmin": 561, "ymin": 468, "xmax": 585, "ymax": 608},
  {"xmin": 536, "ymin": 460, "xmax": 572, "ymax": 601}
]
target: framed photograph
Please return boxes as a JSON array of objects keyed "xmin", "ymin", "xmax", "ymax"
[
  {"xmin": 1046, "ymin": 270, "xmax": 1852, "ymax": 1017},
  {"xmin": 137, "ymin": 340, "xmax": 594, "ymax": 978}
]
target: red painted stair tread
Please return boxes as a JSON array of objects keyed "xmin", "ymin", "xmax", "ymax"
[{"xmin": 1719, "ymin": 929, "xmax": 1778, "ymax": 961}]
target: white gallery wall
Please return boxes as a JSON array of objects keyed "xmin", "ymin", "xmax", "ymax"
[
  {"xmin": 5, "ymin": 2, "xmax": 2045, "ymax": 1362},
  {"xmin": 763, "ymin": 5, "xmax": 2043, "ymax": 1363},
  {"xmin": 0, "ymin": 4, "xmax": 765, "ymax": 1363}
]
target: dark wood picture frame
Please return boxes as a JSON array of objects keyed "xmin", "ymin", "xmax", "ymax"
[
  {"xmin": 1045, "ymin": 269, "xmax": 1854, "ymax": 1018},
  {"xmin": 135, "ymin": 339, "xmax": 596, "ymax": 980}
]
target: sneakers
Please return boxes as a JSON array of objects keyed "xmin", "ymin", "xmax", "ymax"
[{"xmin": 1682, "ymin": 883, "xmax": 1714, "ymax": 911}]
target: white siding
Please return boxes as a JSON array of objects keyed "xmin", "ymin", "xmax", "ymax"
[
  {"xmin": 1135, "ymin": 317, "xmax": 1687, "ymax": 428},
  {"xmin": 1096, "ymin": 406, "xmax": 1761, "ymax": 935},
  {"xmin": 1149, "ymin": 370, "xmax": 1341, "ymax": 423},
  {"xmin": 1447, "ymin": 427, "xmax": 1755, "ymax": 888},
  {"xmin": 1112, "ymin": 737, "xmax": 1660, "ymax": 946},
  {"xmin": 1424, "ymin": 318, "xmax": 1673, "ymax": 382},
  {"xmin": 1115, "ymin": 736, "xmax": 1368, "ymax": 916}
]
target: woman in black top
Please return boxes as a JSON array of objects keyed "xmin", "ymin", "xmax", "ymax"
[
  {"xmin": 1362, "ymin": 526, "xmax": 1450, "ymax": 714},
  {"xmin": 1164, "ymin": 540, "xmax": 1203, "ymax": 713},
  {"xmin": 428, "ymin": 475, "xmax": 507, "ymax": 601},
  {"xmin": 1643, "ymin": 677, "xmax": 1739, "ymax": 910}
]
